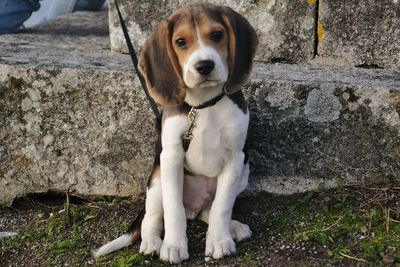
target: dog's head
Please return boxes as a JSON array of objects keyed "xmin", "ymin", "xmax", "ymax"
[{"xmin": 138, "ymin": 3, "xmax": 258, "ymax": 107}]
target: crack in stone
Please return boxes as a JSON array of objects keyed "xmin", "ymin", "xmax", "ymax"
[{"xmin": 313, "ymin": 0, "xmax": 320, "ymax": 58}]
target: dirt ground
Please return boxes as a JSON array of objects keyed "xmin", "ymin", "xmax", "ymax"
[{"xmin": 1, "ymin": 185, "xmax": 399, "ymax": 267}]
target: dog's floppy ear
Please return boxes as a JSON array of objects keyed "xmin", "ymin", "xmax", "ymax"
[
  {"xmin": 219, "ymin": 6, "xmax": 258, "ymax": 95},
  {"xmin": 138, "ymin": 20, "xmax": 186, "ymax": 108}
]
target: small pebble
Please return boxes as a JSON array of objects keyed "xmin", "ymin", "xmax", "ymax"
[
  {"xmin": 360, "ymin": 226, "xmax": 368, "ymax": 234},
  {"xmin": 382, "ymin": 255, "xmax": 394, "ymax": 265},
  {"xmin": 0, "ymin": 232, "xmax": 18, "ymax": 238}
]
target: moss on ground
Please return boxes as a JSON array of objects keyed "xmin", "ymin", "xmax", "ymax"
[
  {"xmin": 1, "ymin": 186, "xmax": 399, "ymax": 266},
  {"xmin": 252, "ymin": 186, "xmax": 400, "ymax": 265}
]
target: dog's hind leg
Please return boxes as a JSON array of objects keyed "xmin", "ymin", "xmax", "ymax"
[
  {"xmin": 199, "ymin": 208, "xmax": 252, "ymax": 242},
  {"xmin": 139, "ymin": 166, "xmax": 163, "ymax": 256}
]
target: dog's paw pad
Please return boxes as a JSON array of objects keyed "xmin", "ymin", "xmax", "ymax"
[
  {"xmin": 205, "ymin": 237, "xmax": 236, "ymax": 259},
  {"xmin": 230, "ymin": 220, "xmax": 252, "ymax": 241},
  {"xmin": 139, "ymin": 236, "xmax": 162, "ymax": 256},
  {"xmin": 160, "ymin": 242, "xmax": 189, "ymax": 264}
]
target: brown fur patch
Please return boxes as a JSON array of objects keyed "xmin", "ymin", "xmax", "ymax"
[
  {"xmin": 151, "ymin": 165, "xmax": 161, "ymax": 180},
  {"xmin": 196, "ymin": 11, "xmax": 229, "ymax": 66},
  {"xmin": 147, "ymin": 164, "xmax": 161, "ymax": 188},
  {"xmin": 219, "ymin": 7, "xmax": 259, "ymax": 94},
  {"xmin": 138, "ymin": 19, "xmax": 186, "ymax": 107},
  {"xmin": 171, "ymin": 13, "xmax": 198, "ymax": 70}
]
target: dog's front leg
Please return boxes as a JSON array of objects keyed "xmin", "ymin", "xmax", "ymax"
[
  {"xmin": 159, "ymin": 116, "xmax": 189, "ymax": 264},
  {"xmin": 206, "ymin": 151, "xmax": 245, "ymax": 259},
  {"xmin": 160, "ymin": 148, "xmax": 188, "ymax": 263}
]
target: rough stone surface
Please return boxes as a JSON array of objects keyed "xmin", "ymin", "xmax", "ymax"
[
  {"xmin": 108, "ymin": 0, "xmax": 316, "ymax": 63},
  {"xmin": 247, "ymin": 64, "xmax": 400, "ymax": 194},
  {"xmin": 1, "ymin": 10, "xmax": 400, "ymax": 206},
  {"xmin": 317, "ymin": 0, "xmax": 400, "ymax": 69},
  {"xmin": 0, "ymin": 12, "xmax": 155, "ymax": 206}
]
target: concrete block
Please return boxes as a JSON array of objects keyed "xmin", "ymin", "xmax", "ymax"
[
  {"xmin": 0, "ymin": 12, "xmax": 156, "ymax": 206},
  {"xmin": 247, "ymin": 64, "xmax": 400, "ymax": 194},
  {"xmin": 1, "ymin": 10, "xmax": 400, "ymax": 205},
  {"xmin": 317, "ymin": 0, "xmax": 400, "ymax": 69},
  {"xmin": 108, "ymin": 0, "xmax": 316, "ymax": 63}
]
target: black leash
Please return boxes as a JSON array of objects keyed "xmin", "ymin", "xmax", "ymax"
[{"xmin": 114, "ymin": 0, "xmax": 160, "ymax": 118}]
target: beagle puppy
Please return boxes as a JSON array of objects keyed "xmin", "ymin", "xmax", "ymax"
[{"xmin": 94, "ymin": 3, "xmax": 258, "ymax": 264}]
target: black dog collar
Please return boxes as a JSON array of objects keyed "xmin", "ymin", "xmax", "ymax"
[{"xmin": 190, "ymin": 91, "xmax": 225, "ymax": 109}]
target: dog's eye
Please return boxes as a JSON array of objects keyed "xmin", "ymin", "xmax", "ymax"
[
  {"xmin": 176, "ymin": 38, "xmax": 187, "ymax": 49},
  {"xmin": 210, "ymin": 31, "xmax": 223, "ymax": 42}
]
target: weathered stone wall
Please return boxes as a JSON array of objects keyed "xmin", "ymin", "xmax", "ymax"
[
  {"xmin": 108, "ymin": 0, "xmax": 316, "ymax": 63},
  {"xmin": 109, "ymin": 0, "xmax": 400, "ymax": 69},
  {"xmin": 247, "ymin": 65, "xmax": 400, "ymax": 193},
  {"xmin": 0, "ymin": 12, "xmax": 155, "ymax": 206},
  {"xmin": 317, "ymin": 0, "xmax": 400, "ymax": 69},
  {"xmin": 1, "ymin": 8, "xmax": 400, "ymax": 206}
]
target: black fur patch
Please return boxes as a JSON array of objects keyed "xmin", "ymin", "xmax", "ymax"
[
  {"xmin": 227, "ymin": 91, "xmax": 247, "ymax": 114},
  {"xmin": 127, "ymin": 208, "xmax": 145, "ymax": 234},
  {"xmin": 243, "ymin": 137, "xmax": 249, "ymax": 164}
]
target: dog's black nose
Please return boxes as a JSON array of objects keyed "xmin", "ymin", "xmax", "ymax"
[{"xmin": 195, "ymin": 60, "xmax": 215, "ymax": 75}]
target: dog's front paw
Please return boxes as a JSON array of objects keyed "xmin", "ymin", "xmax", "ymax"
[
  {"xmin": 139, "ymin": 236, "xmax": 162, "ymax": 256},
  {"xmin": 205, "ymin": 234, "xmax": 236, "ymax": 259},
  {"xmin": 230, "ymin": 220, "xmax": 252, "ymax": 241},
  {"xmin": 160, "ymin": 240, "xmax": 189, "ymax": 264}
]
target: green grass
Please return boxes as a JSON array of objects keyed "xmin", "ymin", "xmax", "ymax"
[
  {"xmin": 94, "ymin": 248, "xmax": 165, "ymax": 267},
  {"xmin": 244, "ymin": 185, "xmax": 400, "ymax": 265},
  {"xmin": 1, "ymin": 207, "xmax": 91, "ymax": 264},
  {"xmin": 111, "ymin": 252, "xmax": 148, "ymax": 267},
  {"xmin": 289, "ymin": 187, "xmax": 400, "ymax": 264},
  {"xmin": 1, "ymin": 186, "xmax": 399, "ymax": 266}
]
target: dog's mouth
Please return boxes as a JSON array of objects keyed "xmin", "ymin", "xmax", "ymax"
[{"xmin": 196, "ymin": 78, "xmax": 221, "ymax": 87}]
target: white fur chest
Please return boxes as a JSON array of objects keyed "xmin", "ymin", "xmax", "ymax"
[{"xmin": 184, "ymin": 97, "xmax": 249, "ymax": 177}]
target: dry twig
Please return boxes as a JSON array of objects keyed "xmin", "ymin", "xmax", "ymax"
[
  {"xmin": 66, "ymin": 182, "xmax": 78, "ymax": 226},
  {"xmin": 300, "ymin": 214, "xmax": 345, "ymax": 235},
  {"xmin": 339, "ymin": 252, "xmax": 367, "ymax": 263}
]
